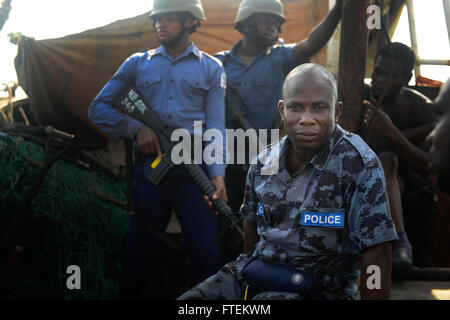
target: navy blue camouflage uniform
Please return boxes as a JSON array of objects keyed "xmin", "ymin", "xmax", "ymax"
[{"xmin": 179, "ymin": 125, "xmax": 398, "ymax": 300}]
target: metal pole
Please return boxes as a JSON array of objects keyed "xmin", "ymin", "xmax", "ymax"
[
  {"xmin": 405, "ymin": 0, "xmax": 421, "ymax": 80},
  {"xmin": 337, "ymin": 0, "xmax": 369, "ymax": 133},
  {"xmin": 418, "ymin": 59, "xmax": 450, "ymax": 66},
  {"xmin": 443, "ymin": 0, "xmax": 450, "ymax": 45}
]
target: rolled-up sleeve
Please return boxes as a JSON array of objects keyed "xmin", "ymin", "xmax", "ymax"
[
  {"xmin": 347, "ymin": 161, "xmax": 398, "ymax": 251},
  {"xmin": 281, "ymin": 43, "xmax": 298, "ymax": 75},
  {"xmin": 88, "ymin": 54, "xmax": 143, "ymax": 140},
  {"xmin": 239, "ymin": 163, "xmax": 259, "ymax": 223}
]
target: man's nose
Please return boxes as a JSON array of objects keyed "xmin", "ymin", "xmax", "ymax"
[
  {"xmin": 299, "ymin": 110, "xmax": 316, "ymax": 125},
  {"xmin": 265, "ymin": 24, "xmax": 278, "ymax": 33},
  {"xmin": 375, "ymin": 72, "xmax": 388, "ymax": 84},
  {"xmin": 155, "ymin": 18, "xmax": 167, "ymax": 29}
]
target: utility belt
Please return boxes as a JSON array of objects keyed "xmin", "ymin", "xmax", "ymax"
[{"xmin": 241, "ymin": 258, "xmax": 323, "ymax": 300}]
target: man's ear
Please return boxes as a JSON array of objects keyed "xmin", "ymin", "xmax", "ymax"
[
  {"xmin": 183, "ymin": 16, "xmax": 197, "ymax": 28},
  {"xmin": 278, "ymin": 100, "xmax": 285, "ymax": 120},
  {"xmin": 335, "ymin": 101, "xmax": 343, "ymax": 122}
]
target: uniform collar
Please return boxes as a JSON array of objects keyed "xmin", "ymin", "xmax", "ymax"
[
  {"xmin": 152, "ymin": 42, "xmax": 202, "ymax": 61},
  {"xmin": 229, "ymin": 40, "xmax": 275, "ymax": 62},
  {"xmin": 309, "ymin": 125, "xmax": 345, "ymax": 171}
]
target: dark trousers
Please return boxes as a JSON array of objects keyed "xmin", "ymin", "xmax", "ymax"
[
  {"xmin": 118, "ymin": 161, "xmax": 222, "ymax": 299},
  {"xmin": 225, "ymin": 164, "xmax": 249, "ymax": 213},
  {"xmin": 216, "ymin": 164, "xmax": 249, "ymax": 264}
]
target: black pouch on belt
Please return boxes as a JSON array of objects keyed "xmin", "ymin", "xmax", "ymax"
[{"xmin": 241, "ymin": 259, "xmax": 322, "ymax": 298}]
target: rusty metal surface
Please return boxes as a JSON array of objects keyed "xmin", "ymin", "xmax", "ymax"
[{"xmin": 337, "ymin": 0, "xmax": 369, "ymax": 133}]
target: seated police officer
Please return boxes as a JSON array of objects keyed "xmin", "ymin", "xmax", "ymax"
[
  {"xmin": 88, "ymin": 0, "xmax": 227, "ymax": 299},
  {"xmin": 178, "ymin": 64, "xmax": 398, "ymax": 300}
]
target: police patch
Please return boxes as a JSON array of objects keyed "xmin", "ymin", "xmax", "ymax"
[
  {"xmin": 257, "ymin": 202, "xmax": 264, "ymax": 216},
  {"xmin": 300, "ymin": 212, "xmax": 344, "ymax": 227},
  {"xmin": 220, "ymin": 72, "xmax": 227, "ymax": 89}
]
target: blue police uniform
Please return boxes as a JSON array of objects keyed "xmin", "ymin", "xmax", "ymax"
[
  {"xmin": 214, "ymin": 40, "xmax": 298, "ymax": 219},
  {"xmin": 178, "ymin": 125, "xmax": 398, "ymax": 300},
  {"xmin": 215, "ymin": 40, "xmax": 298, "ymax": 130},
  {"xmin": 89, "ymin": 42, "xmax": 227, "ymax": 299}
]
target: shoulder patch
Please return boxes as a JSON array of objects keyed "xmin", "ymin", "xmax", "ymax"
[
  {"xmin": 220, "ymin": 72, "xmax": 227, "ymax": 89},
  {"xmin": 341, "ymin": 132, "xmax": 378, "ymax": 168}
]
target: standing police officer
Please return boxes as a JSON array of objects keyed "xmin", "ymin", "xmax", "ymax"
[
  {"xmin": 216, "ymin": 0, "xmax": 343, "ymax": 214},
  {"xmin": 179, "ymin": 64, "xmax": 397, "ymax": 300},
  {"xmin": 88, "ymin": 0, "xmax": 227, "ymax": 299}
]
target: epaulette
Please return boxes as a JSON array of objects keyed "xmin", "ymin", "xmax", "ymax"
[
  {"xmin": 341, "ymin": 131, "xmax": 378, "ymax": 168},
  {"xmin": 202, "ymin": 51, "xmax": 224, "ymax": 67}
]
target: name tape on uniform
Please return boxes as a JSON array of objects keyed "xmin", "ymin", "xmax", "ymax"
[{"xmin": 300, "ymin": 212, "xmax": 344, "ymax": 227}]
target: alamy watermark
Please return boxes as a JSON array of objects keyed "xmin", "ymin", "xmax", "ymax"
[
  {"xmin": 169, "ymin": 121, "xmax": 280, "ymax": 175},
  {"xmin": 366, "ymin": 264, "xmax": 381, "ymax": 290},
  {"xmin": 367, "ymin": 5, "xmax": 381, "ymax": 30},
  {"xmin": 66, "ymin": 265, "xmax": 81, "ymax": 290}
]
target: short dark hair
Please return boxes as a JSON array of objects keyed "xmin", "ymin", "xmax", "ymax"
[{"xmin": 376, "ymin": 42, "xmax": 416, "ymax": 75}]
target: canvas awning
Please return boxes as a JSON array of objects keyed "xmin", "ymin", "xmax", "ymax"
[{"xmin": 14, "ymin": 0, "xmax": 403, "ymax": 149}]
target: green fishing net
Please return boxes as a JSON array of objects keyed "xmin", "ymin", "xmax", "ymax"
[{"xmin": 0, "ymin": 134, "xmax": 128, "ymax": 299}]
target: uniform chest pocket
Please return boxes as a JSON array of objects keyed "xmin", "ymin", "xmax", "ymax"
[
  {"xmin": 136, "ymin": 75, "xmax": 161, "ymax": 88},
  {"xmin": 136, "ymin": 75, "xmax": 162, "ymax": 105},
  {"xmin": 252, "ymin": 79, "xmax": 280, "ymax": 111},
  {"xmin": 254, "ymin": 79, "xmax": 272, "ymax": 88},
  {"xmin": 296, "ymin": 208, "xmax": 346, "ymax": 253},
  {"xmin": 182, "ymin": 72, "xmax": 210, "ymax": 96}
]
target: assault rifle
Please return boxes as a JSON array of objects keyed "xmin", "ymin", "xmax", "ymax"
[
  {"xmin": 225, "ymin": 87, "xmax": 253, "ymax": 131},
  {"xmin": 116, "ymin": 88, "xmax": 243, "ymax": 237},
  {"xmin": 225, "ymin": 87, "xmax": 267, "ymax": 150}
]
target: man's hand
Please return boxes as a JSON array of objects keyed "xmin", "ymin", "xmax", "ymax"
[
  {"xmin": 361, "ymin": 100, "xmax": 399, "ymax": 148},
  {"xmin": 136, "ymin": 125, "xmax": 163, "ymax": 157},
  {"xmin": 362, "ymin": 101, "xmax": 430, "ymax": 173},
  {"xmin": 211, "ymin": 176, "xmax": 228, "ymax": 203},
  {"xmin": 362, "ymin": 100, "xmax": 395, "ymax": 134},
  {"xmin": 204, "ymin": 176, "xmax": 228, "ymax": 214}
]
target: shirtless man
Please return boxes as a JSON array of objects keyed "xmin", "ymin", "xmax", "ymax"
[{"xmin": 361, "ymin": 42, "xmax": 436, "ymax": 269}]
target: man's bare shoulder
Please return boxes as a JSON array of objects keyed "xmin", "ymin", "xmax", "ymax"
[
  {"xmin": 397, "ymin": 87, "xmax": 435, "ymax": 125},
  {"xmin": 400, "ymin": 87, "xmax": 433, "ymax": 106}
]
